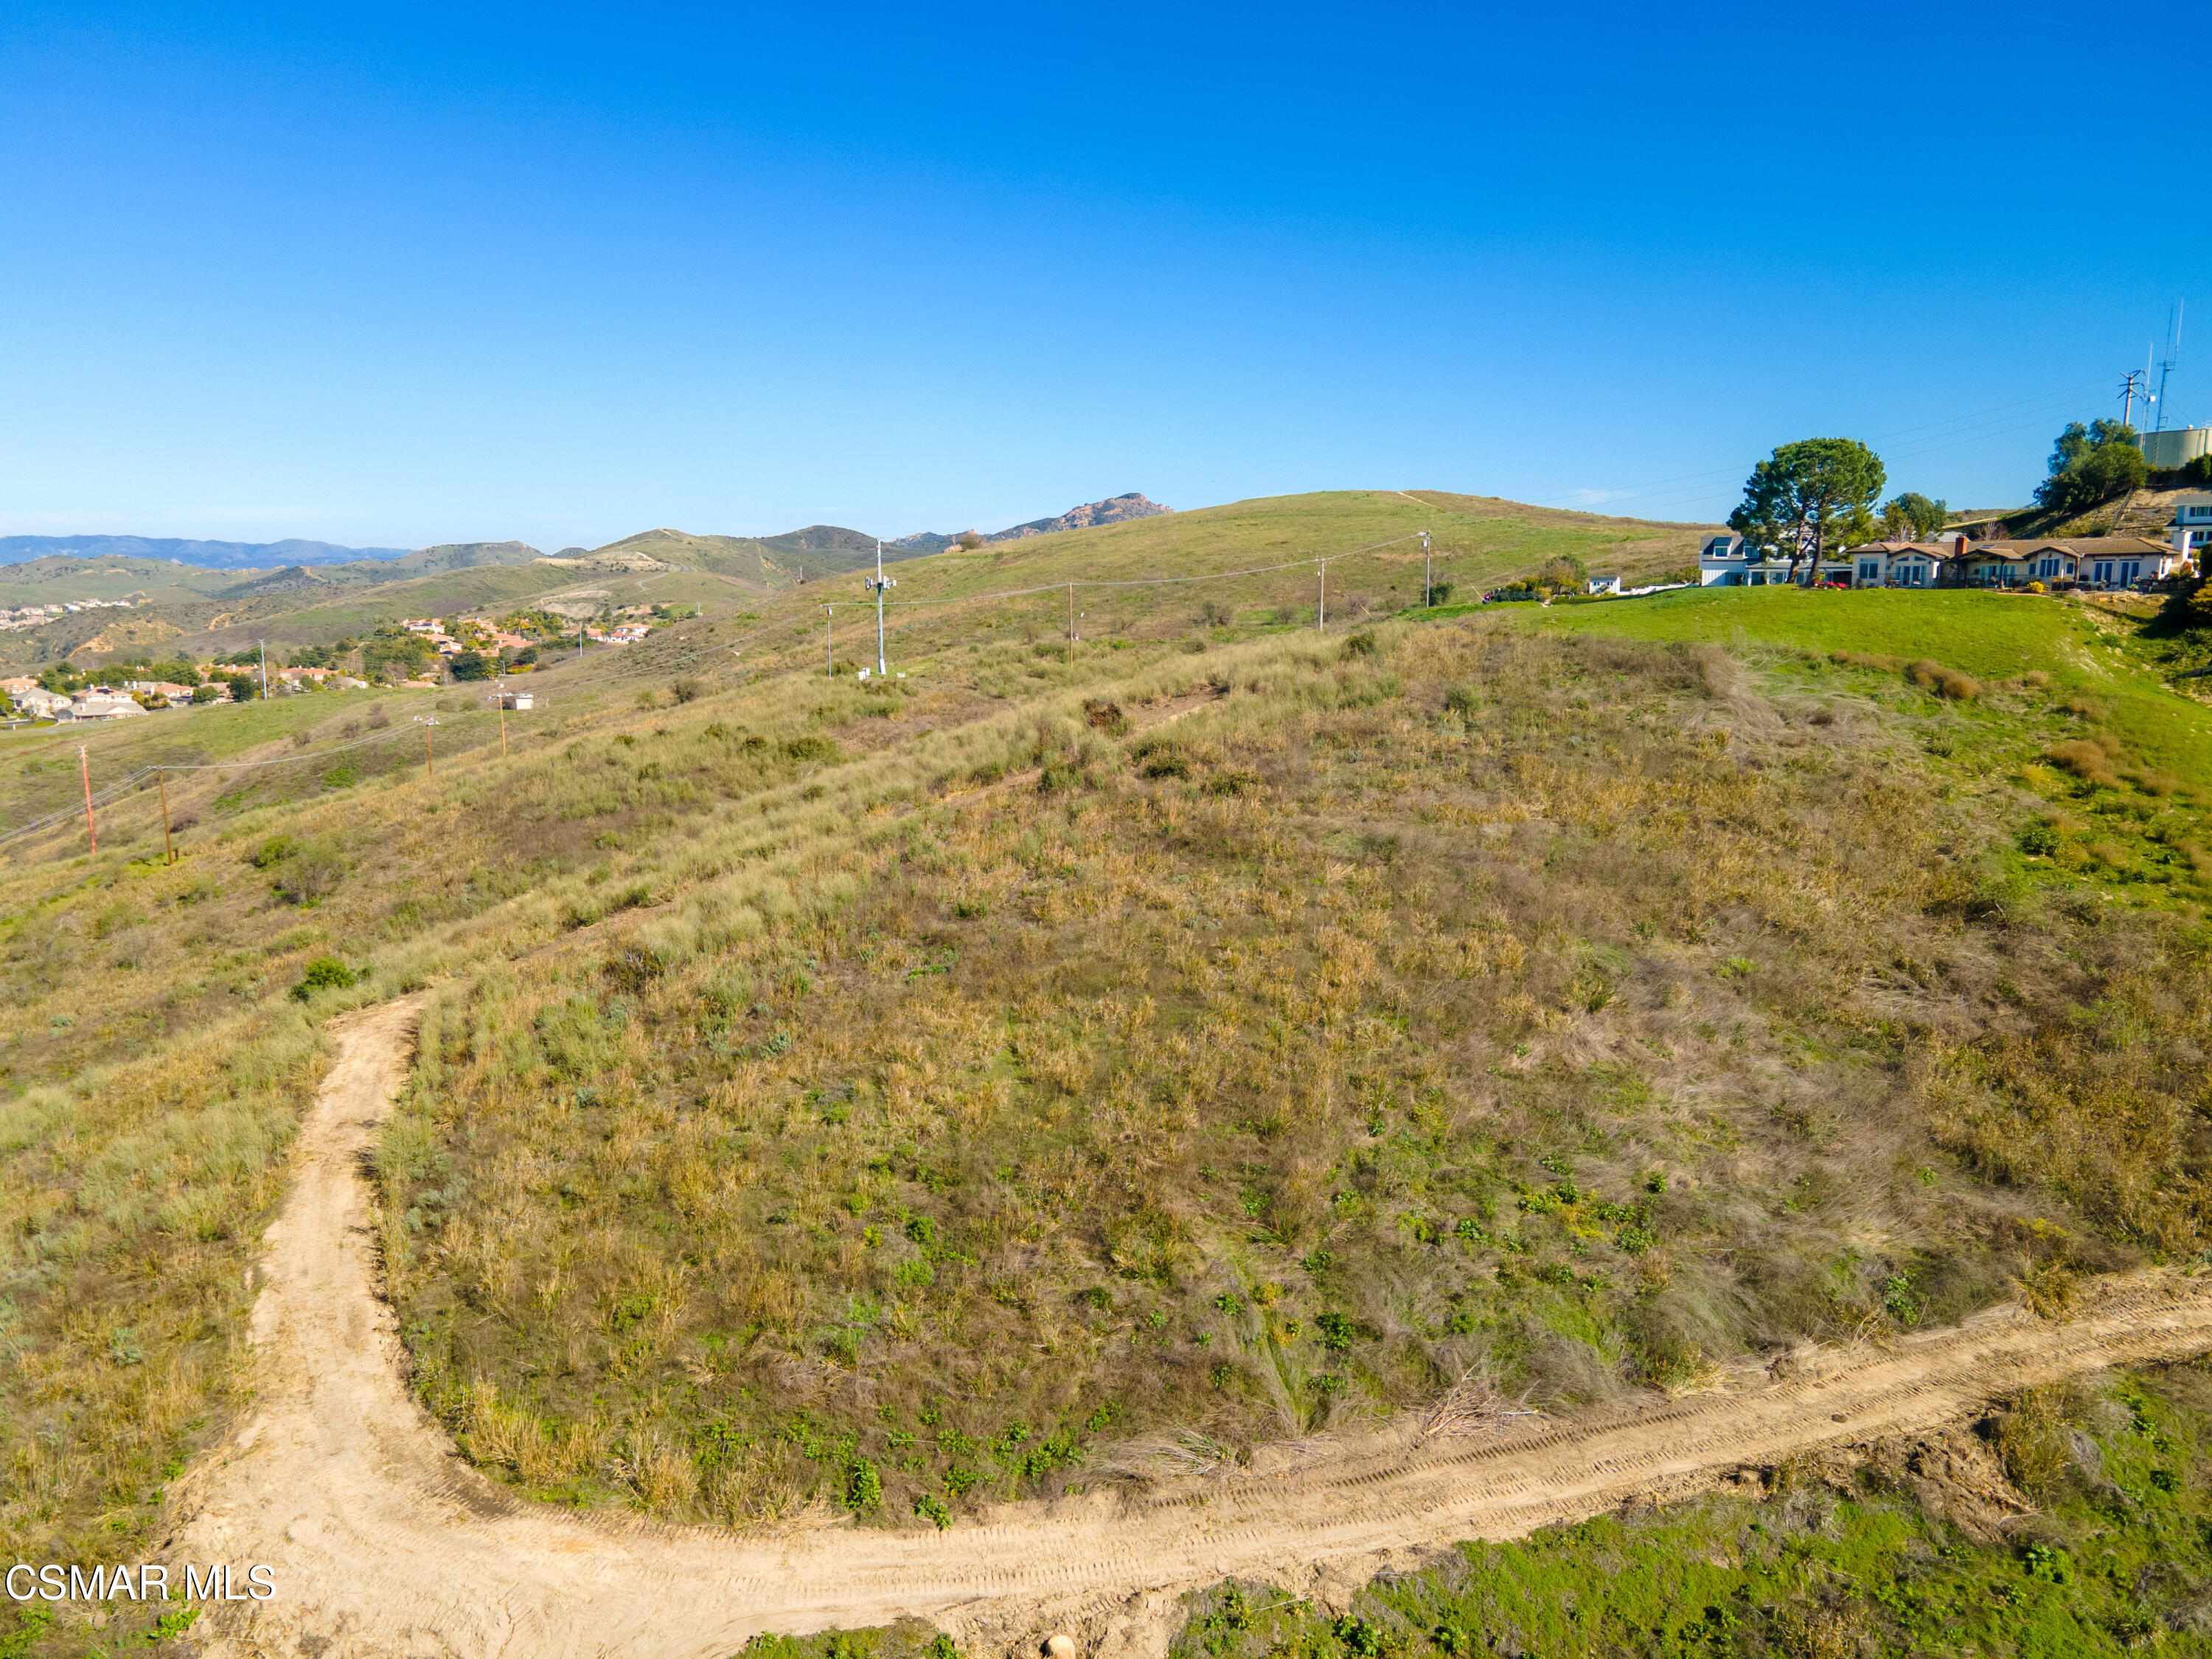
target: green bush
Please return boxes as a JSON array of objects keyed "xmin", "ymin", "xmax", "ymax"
[
  {"xmin": 250, "ymin": 836, "xmax": 297, "ymax": 868},
  {"xmin": 291, "ymin": 956, "xmax": 357, "ymax": 1001}
]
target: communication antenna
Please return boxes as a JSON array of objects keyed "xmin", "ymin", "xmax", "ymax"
[
  {"xmin": 866, "ymin": 542, "xmax": 896, "ymax": 677},
  {"xmin": 2154, "ymin": 300, "xmax": 2185, "ymax": 434}
]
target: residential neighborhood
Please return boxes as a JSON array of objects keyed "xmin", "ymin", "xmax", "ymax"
[
  {"xmin": 0, "ymin": 596, "xmax": 138, "ymax": 633},
  {"xmin": 1695, "ymin": 495, "xmax": 2206, "ymax": 593}
]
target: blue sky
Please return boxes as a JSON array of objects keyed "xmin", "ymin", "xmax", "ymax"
[{"xmin": 0, "ymin": 3, "xmax": 2198, "ymax": 549}]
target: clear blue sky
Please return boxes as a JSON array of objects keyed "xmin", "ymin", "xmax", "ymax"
[{"xmin": 1, "ymin": 3, "xmax": 2198, "ymax": 550}]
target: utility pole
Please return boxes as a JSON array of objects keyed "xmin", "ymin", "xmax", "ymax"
[
  {"xmin": 825, "ymin": 605, "xmax": 834, "ymax": 678},
  {"xmin": 258, "ymin": 639, "xmax": 268, "ymax": 700},
  {"xmin": 79, "ymin": 745, "xmax": 96, "ymax": 852},
  {"xmin": 1422, "ymin": 531, "xmax": 1433, "ymax": 607},
  {"xmin": 577, "ymin": 616, "xmax": 585, "ymax": 664},
  {"xmin": 1317, "ymin": 560, "xmax": 1327, "ymax": 631},
  {"xmin": 158, "ymin": 766, "xmax": 173, "ymax": 864},
  {"xmin": 2122, "ymin": 369, "xmax": 2147, "ymax": 432},
  {"xmin": 493, "ymin": 681, "xmax": 507, "ymax": 757},
  {"xmin": 413, "ymin": 715, "xmax": 439, "ymax": 780},
  {"xmin": 867, "ymin": 542, "xmax": 895, "ymax": 677},
  {"xmin": 1067, "ymin": 582, "xmax": 1077, "ymax": 665}
]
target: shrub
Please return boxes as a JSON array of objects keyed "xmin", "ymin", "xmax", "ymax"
[
  {"xmin": 1426, "ymin": 581, "xmax": 1455, "ymax": 606},
  {"xmin": 1130, "ymin": 736, "xmax": 1189, "ymax": 778},
  {"xmin": 1442, "ymin": 684, "xmax": 1478, "ymax": 718},
  {"xmin": 291, "ymin": 956, "xmax": 356, "ymax": 1001},
  {"xmin": 782, "ymin": 736, "xmax": 838, "ymax": 762},
  {"xmin": 2046, "ymin": 736, "xmax": 2125, "ymax": 790},
  {"xmin": 1905, "ymin": 658, "xmax": 1980, "ymax": 700},
  {"xmin": 448, "ymin": 652, "xmax": 492, "ymax": 681},
  {"xmin": 1342, "ymin": 631, "xmax": 1378, "ymax": 658},
  {"xmin": 251, "ymin": 836, "xmax": 298, "ymax": 869},
  {"xmin": 671, "ymin": 679, "xmax": 703, "ymax": 704},
  {"xmin": 1082, "ymin": 699, "xmax": 1130, "ymax": 736},
  {"xmin": 265, "ymin": 839, "xmax": 347, "ymax": 905}
]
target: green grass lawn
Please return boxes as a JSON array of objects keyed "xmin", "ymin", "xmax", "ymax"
[
  {"xmin": 1518, "ymin": 586, "xmax": 2090, "ymax": 680},
  {"xmin": 1517, "ymin": 585, "xmax": 2212, "ymax": 786}
]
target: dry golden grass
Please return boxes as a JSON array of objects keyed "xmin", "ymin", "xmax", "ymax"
[
  {"xmin": 10, "ymin": 585, "xmax": 2212, "ymax": 1582},
  {"xmin": 368, "ymin": 623, "xmax": 2206, "ymax": 1528}
]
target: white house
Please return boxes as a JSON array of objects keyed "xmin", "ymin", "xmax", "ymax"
[
  {"xmin": 2172, "ymin": 493, "xmax": 2212, "ymax": 557},
  {"xmin": 1697, "ymin": 533, "xmax": 1801, "ymax": 586},
  {"xmin": 1837, "ymin": 538, "xmax": 1967, "ymax": 588},
  {"xmin": 66, "ymin": 693, "xmax": 147, "ymax": 721},
  {"xmin": 1586, "ymin": 574, "xmax": 1624, "ymax": 596},
  {"xmin": 10, "ymin": 686, "xmax": 69, "ymax": 717}
]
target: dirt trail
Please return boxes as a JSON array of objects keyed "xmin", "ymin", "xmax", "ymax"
[{"xmin": 175, "ymin": 1001, "xmax": 2212, "ymax": 1659}]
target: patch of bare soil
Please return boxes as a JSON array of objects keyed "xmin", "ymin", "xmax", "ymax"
[{"xmin": 172, "ymin": 1001, "xmax": 2212, "ymax": 1659}]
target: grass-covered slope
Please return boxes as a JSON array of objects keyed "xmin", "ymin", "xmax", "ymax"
[
  {"xmin": 8, "ymin": 495, "xmax": 2212, "ymax": 1652},
  {"xmin": 369, "ymin": 623, "xmax": 2209, "ymax": 1533}
]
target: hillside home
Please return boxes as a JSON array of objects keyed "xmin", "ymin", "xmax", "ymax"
[
  {"xmin": 1586, "ymin": 574, "xmax": 1623, "ymax": 596},
  {"xmin": 1698, "ymin": 533, "xmax": 1801, "ymax": 585},
  {"xmin": 10, "ymin": 687, "xmax": 69, "ymax": 717},
  {"xmin": 2173, "ymin": 493, "xmax": 2212, "ymax": 556},
  {"xmin": 2065, "ymin": 536, "xmax": 2185, "ymax": 588},
  {"xmin": 66, "ymin": 693, "xmax": 145, "ymax": 721},
  {"xmin": 1842, "ymin": 539, "xmax": 1964, "ymax": 588}
]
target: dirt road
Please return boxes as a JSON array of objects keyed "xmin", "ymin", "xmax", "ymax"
[{"xmin": 174, "ymin": 999, "xmax": 2212, "ymax": 1659}]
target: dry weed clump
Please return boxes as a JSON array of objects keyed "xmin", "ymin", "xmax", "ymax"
[
  {"xmin": 369, "ymin": 622, "xmax": 2195, "ymax": 1531},
  {"xmin": 2046, "ymin": 733, "xmax": 2126, "ymax": 790},
  {"xmin": 1905, "ymin": 658, "xmax": 1981, "ymax": 700}
]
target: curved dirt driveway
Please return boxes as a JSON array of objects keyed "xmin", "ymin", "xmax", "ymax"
[{"xmin": 173, "ymin": 999, "xmax": 2212, "ymax": 1659}]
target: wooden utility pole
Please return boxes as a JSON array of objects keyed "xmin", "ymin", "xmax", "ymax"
[
  {"xmin": 158, "ymin": 766, "xmax": 173, "ymax": 864},
  {"xmin": 1318, "ymin": 560, "xmax": 1327, "ymax": 631},
  {"xmin": 79, "ymin": 745, "xmax": 96, "ymax": 852},
  {"xmin": 1068, "ymin": 582, "xmax": 1077, "ymax": 665},
  {"xmin": 413, "ymin": 715, "xmax": 439, "ymax": 780}
]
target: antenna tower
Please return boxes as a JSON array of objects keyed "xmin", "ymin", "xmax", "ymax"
[{"xmin": 2154, "ymin": 300, "xmax": 2185, "ymax": 434}]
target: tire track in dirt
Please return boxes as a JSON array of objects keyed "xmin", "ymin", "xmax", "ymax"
[{"xmin": 171, "ymin": 1000, "xmax": 2212, "ymax": 1659}]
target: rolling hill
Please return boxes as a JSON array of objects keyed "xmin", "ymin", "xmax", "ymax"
[{"xmin": 11, "ymin": 482, "xmax": 2212, "ymax": 1651}]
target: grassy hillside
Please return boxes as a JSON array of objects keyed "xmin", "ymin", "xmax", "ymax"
[
  {"xmin": 0, "ymin": 555, "xmax": 238, "ymax": 606},
  {"xmin": 1517, "ymin": 583, "xmax": 2212, "ymax": 837},
  {"xmin": 835, "ymin": 488, "xmax": 1704, "ymax": 614},
  {"xmin": 9, "ymin": 494, "xmax": 2212, "ymax": 1652}
]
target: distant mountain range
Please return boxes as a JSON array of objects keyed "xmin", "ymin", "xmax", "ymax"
[
  {"xmin": 0, "ymin": 534, "xmax": 415, "ymax": 569},
  {"xmin": 891, "ymin": 493, "xmax": 1173, "ymax": 551},
  {"xmin": 0, "ymin": 495, "xmax": 1172, "ymax": 574}
]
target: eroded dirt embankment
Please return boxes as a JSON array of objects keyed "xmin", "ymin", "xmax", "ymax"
[{"xmin": 170, "ymin": 1000, "xmax": 2212, "ymax": 1659}]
